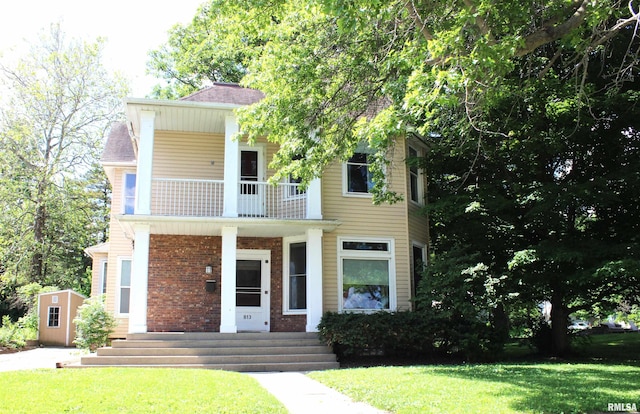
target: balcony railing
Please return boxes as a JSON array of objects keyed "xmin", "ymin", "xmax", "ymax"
[{"xmin": 151, "ymin": 178, "xmax": 307, "ymax": 219}]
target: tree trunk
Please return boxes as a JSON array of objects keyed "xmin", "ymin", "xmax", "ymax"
[
  {"xmin": 30, "ymin": 180, "xmax": 47, "ymax": 283},
  {"xmin": 550, "ymin": 291, "xmax": 570, "ymax": 356}
]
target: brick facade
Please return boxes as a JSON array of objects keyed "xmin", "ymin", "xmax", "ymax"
[{"xmin": 147, "ymin": 235, "xmax": 306, "ymax": 332}]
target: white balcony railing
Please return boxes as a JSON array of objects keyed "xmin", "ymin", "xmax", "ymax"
[{"xmin": 151, "ymin": 178, "xmax": 307, "ymax": 219}]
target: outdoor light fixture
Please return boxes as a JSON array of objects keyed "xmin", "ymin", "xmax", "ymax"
[{"xmin": 205, "ymin": 264, "xmax": 213, "ymax": 274}]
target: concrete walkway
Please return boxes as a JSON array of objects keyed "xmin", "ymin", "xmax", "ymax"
[
  {"xmin": 0, "ymin": 347, "xmax": 388, "ymax": 413},
  {"xmin": 249, "ymin": 372, "xmax": 389, "ymax": 414}
]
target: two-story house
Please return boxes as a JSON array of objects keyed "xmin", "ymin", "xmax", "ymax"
[{"xmin": 86, "ymin": 83, "xmax": 429, "ymax": 341}]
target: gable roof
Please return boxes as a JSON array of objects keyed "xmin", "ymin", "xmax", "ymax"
[
  {"xmin": 181, "ymin": 83, "xmax": 264, "ymax": 106},
  {"xmin": 101, "ymin": 122, "xmax": 135, "ymax": 164}
]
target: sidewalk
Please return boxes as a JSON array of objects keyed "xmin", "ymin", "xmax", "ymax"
[{"xmin": 249, "ymin": 372, "xmax": 389, "ymax": 414}]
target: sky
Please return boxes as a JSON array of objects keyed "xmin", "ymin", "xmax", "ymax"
[{"xmin": 0, "ymin": 0, "xmax": 206, "ymax": 97}]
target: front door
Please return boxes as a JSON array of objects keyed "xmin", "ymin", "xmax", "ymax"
[
  {"xmin": 236, "ymin": 250, "xmax": 270, "ymax": 331},
  {"xmin": 238, "ymin": 147, "xmax": 265, "ymax": 216}
]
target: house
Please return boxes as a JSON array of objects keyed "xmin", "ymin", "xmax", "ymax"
[
  {"xmin": 86, "ymin": 83, "xmax": 429, "ymax": 339},
  {"xmin": 37, "ymin": 290, "xmax": 86, "ymax": 346}
]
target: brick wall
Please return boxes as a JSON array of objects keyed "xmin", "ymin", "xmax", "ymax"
[{"xmin": 147, "ymin": 235, "xmax": 305, "ymax": 332}]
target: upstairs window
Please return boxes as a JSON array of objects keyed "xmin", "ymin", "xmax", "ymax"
[
  {"xmin": 123, "ymin": 173, "xmax": 136, "ymax": 214},
  {"xmin": 344, "ymin": 144, "xmax": 376, "ymax": 195},
  {"xmin": 408, "ymin": 146, "xmax": 424, "ymax": 204}
]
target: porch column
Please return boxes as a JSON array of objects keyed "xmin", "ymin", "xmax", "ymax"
[
  {"xmin": 129, "ymin": 224, "xmax": 150, "ymax": 333},
  {"xmin": 306, "ymin": 228, "xmax": 324, "ymax": 332},
  {"xmin": 220, "ymin": 226, "xmax": 238, "ymax": 333},
  {"xmin": 223, "ymin": 115, "xmax": 239, "ymax": 218},
  {"xmin": 136, "ymin": 111, "xmax": 155, "ymax": 215},
  {"xmin": 306, "ymin": 178, "xmax": 322, "ymax": 219}
]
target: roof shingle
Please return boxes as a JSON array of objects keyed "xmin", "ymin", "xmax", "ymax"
[{"xmin": 181, "ymin": 83, "xmax": 264, "ymax": 105}]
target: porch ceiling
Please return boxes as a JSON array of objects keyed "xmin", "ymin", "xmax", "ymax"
[
  {"xmin": 115, "ymin": 215, "xmax": 341, "ymax": 239},
  {"xmin": 126, "ymin": 99, "xmax": 240, "ymax": 135}
]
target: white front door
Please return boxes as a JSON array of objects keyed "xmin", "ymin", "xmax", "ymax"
[
  {"xmin": 238, "ymin": 146, "xmax": 265, "ymax": 216},
  {"xmin": 236, "ymin": 250, "xmax": 270, "ymax": 331}
]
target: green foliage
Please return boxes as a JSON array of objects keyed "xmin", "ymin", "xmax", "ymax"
[
  {"xmin": 0, "ymin": 24, "xmax": 124, "ymax": 319},
  {"xmin": 0, "ymin": 315, "xmax": 26, "ymax": 349},
  {"xmin": 318, "ymin": 310, "xmax": 504, "ymax": 362},
  {"xmin": 73, "ymin": 296, "xmax": 116, "ymax": 351}
]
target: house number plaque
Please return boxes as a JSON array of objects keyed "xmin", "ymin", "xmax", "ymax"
[{"xmin": 243, "ymin": 315, "xmax": 252, "ymax": 320}]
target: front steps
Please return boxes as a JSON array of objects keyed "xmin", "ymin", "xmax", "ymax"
[{"xmin": 80, "ymin": 332, "xmax": 339, "ymax": 372}]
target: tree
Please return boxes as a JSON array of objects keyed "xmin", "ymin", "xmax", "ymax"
[
  {"xmin": 158, "ymin": 0, "xmax": 640, "ymax": 354},
  {"xmin": 0, "ymin": 24, "xmax": 127, "ymax": 309}
]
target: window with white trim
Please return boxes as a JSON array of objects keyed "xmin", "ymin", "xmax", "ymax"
[
  {"xmin": 99, "ymin": 259, "xmax": 108, "ymax": 295},
  {"xmin": 47, "ymin": 306, "xmax": 60, "ymax": 327},
  {"xmin": 339, "ymin": 238, "xmax": 395, "ymax": 311},
  {"xmin": 408, "ymin": 146, "xmax": 424, "ymax": 204},
  {"xmin": 411, "ymin": 242, "xmax": 426, "ymax": 301},
  {"xmin": 283, "ymin": 238, "xmax": 307, "ymax": 314},
  {"xmin": 343, "ymin": 143, "xmax": 376, "ymax": 195},
  {"xmin": 123, "ymin": 173, "xmax": 136, "ymax": 214},
  {"xmin": 118, "ymin": 259, "xmax": 132, "ymax": 315}
]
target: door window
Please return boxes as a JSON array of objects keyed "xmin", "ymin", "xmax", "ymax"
[{"xmin": 236, "ymin": 260, "xmax": 261, "ymax": 307}]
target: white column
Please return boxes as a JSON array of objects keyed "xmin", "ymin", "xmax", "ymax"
[
  {"xmin": 306, "ymin": 228, "xmax": 324, "ymax": 332},
  {"xmin": 129, "ymin": 224, "xmax": 150, "ymax": 334},
  {"xmin": 220, "ymin": 226, "xmax": 238, "ymax": 333},
  {"xmin": 223, "ymin": 115, "xmax": 239, "ymax": 218},
  {"xmin": 136, "ymin": 111, "xmax": 155, "ymax": 215},
  {"xmin": 306, "ymin": 177, "xmax": 323, "ymax": 219}
]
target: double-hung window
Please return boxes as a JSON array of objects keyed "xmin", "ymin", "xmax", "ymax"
[
  {"xmin": 339, "ymin": 237, "xmax": 395, "ymax": 311},
  {"xmin": 284, "ymin": 238, "xmax": 307, "ymax": 314},
  {"xmin": 123, "ymin": 173, "xmax": 136, "ymax": 214},
  {"xmin": 408, "ymin": 146, "xmax": 424, "ymax": 204},
  {"xmin": 118, "ymin": 258, "xmax": 132, "ymax": 315},
  {"xmin": 344, "ymin": 145, "xmax": 375, "ymax": 195}
]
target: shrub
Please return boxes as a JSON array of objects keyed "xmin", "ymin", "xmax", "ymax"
[
  {"xmin": 0, "ymin": 315, "xmax": 26, "ymax": 349},
  {"xmin": 73, "ymin": 296, "xmax": 116, "ymax": 351},
  {"xmin": 318, "ymin": 310, "xmax": 503, "ymax": 362}
]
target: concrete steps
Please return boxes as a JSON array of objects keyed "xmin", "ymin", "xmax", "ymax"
[{"xmin": 80, "ymin": 332, "xmax": 339, "ymax": 372}]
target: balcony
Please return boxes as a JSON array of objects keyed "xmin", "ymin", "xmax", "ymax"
[{"xmin": 151, "ymin": 178, "xmax": 308, "ymax": 220}]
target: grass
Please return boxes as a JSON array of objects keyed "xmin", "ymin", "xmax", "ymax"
[
  {"xmin": 310, "ymin": 363, "xmax": 640, "ymax": 413},
  {"xmin": 0, "ymin": 368, "xmax": 287, "ymax": 414},
  {"xmin": 309, "ymin": 334, "xmax": 640, "ymax": 413}
]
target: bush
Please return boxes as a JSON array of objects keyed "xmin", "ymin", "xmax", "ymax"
[
  {"xmin": 318, "ymin": 310, "xmax": 504, "ymax": 362},
  {"xmin": 0, "ymin": 315, "xmax": 26, "ymax": 349},
  {"xmin": 73, "ymin": 296, "xmax": 116, "ymax": 351}
]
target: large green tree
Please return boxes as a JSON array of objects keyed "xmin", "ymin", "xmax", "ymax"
[
  {"xmin": 154, "ymin": 0, "xmax": 640, "ymax": 354},
  {"xmin": 0, "ymin": 24, "xmax": 126, "ymax": 313}
]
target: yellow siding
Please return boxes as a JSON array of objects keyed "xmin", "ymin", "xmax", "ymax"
[
  {"xmin": 105, "ymin": 166, "xmax": 135, "ymax": 338},
  {"xmin": 321, "ymin": 140, "xmax": 414, "ymax": 312},
  {"xmin": 153, "ymin": 131, "xmax": 225, "ymax": 180}
]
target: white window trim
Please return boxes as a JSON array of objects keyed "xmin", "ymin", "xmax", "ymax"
[
  {"xmin": 342, "ymin": 144, "xmax": 375, "ymax": 198},
  {"xmin": 283, "ymin": 235, "xmax": 307, "ymax": 315},
  {"xmin": 116, "ymin": 257, "xmax": 132, "ymax": 317},
  {"xmin": 99, "ymin": 259, "xmax": 108, "ymax": 296},
  {"xmin": 122, "ymin": 171, "xmax": 136, "ymax": 215},
  {"xmin": 47, "ymin": 306, "xmax": 61, "ymax": 328},
  {"xmin": 337, "ymin": 236, "xmax": 397, "ymax": 313},
  {"xmin": 408, "ymin": 145, "xmax": 425, "ymax": 206},
  {"xmin": 411, "ymin": 241, "xmax": 427, "ymax": 291}
]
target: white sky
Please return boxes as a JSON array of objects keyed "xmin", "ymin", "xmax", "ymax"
[{"xmin": 0, "ymin": 0, "xmax": 206, "ymax": 97}]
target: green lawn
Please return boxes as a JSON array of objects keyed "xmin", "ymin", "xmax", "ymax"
[
  {"xmin": 309, "ymin": 363, "xmax": 640, "ymax": 413},
  {"xmin": 0, "ymin": 368, "xmax": 287, "ymax": 414}
]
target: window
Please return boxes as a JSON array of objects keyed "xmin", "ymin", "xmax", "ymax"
[
  {"xmin": 118, "ymin": 259, "xmax": 132, "ymax": 315},
  {"xmin": 339, "ymin": 238, "xmax": 395, "ymax": 311},
  {"xmin": 411, "ymin": 243, "xmax": 426, "ymax": 304},
  {"xmin": 284, "ymin": 239, "xmax": 306, "ymax": 314},
  {"xmin": 345, "ymin": 152, "xmax": 374, "ymax": 194},
  {"xmin": 408, "ymin": 146, "xmax": 424, "ymax": 204},
  {"xmin": 99, "ymin": 260, "xmax": 108, "ymax": 295},
  {"xmin": 285, "ymin": 155, "xmax": 306, "ymax": 198},
  {"xmin": 124, "ymin": 173, "xmax": 136, "ymax": 214},
  {"xmin": 47, "ymin": 307, "xmax": 60, "ymax": 327}
]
